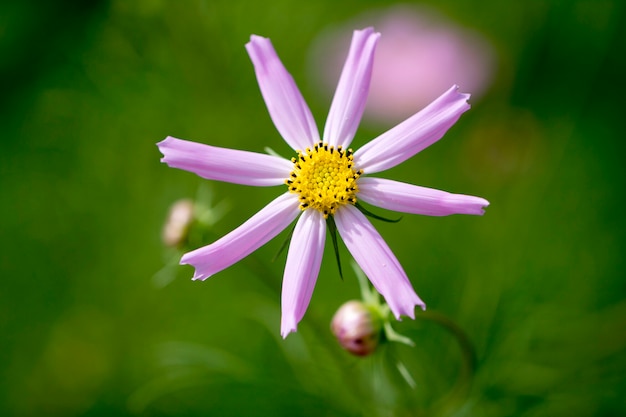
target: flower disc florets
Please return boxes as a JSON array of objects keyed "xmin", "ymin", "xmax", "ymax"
[{"xmin": 286, "ymin": 141, "xmax": 363, "ymax": 218}]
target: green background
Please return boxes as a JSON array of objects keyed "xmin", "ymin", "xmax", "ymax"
[{"xmin": 1, "ymin": 0, "xmax": 624, "ymax": 416}]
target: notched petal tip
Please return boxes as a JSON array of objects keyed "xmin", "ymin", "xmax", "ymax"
[
  {"xmin": 280, "ymin": 321, "xmax": 297, "ymax": 339},
  {"xmin": 454, "ymin": 85, "xmax": 472, "ymax": 108},
  {"xmin": 395, "ymin": 299, "xmax": 426, "ymax": 320},
  {"xmin": 179, "ymin": 254, "xmax": 210, "ymax": 281},
  {"xmin": 183, "ymin": 272, "xmax": 207, "ymax": 281},
  {"xmin": 468, "ymin": 197, "xmax": 490, "ymax": 216},
  {"xmin": 246, "ymin": 34, "xmax": 270, "ymax": 51},
  {"xmin": 157, "ymin": 136, "xmax": 176, "ymax": 163},
  {"xmin": 448, "ymin": 195, "xmax": 490, "ymax": 216},
  {"xmin": 480, "ymin": 198, "xmax": 490, "ymax": 214},
  {"xmin": 355, "ymin": 26, "xmax": 377, "ymax": 36},
  {"xmin": 156, "ymin": 135, "xmax": 175, "ymax": 151},
  {"xmin": 249, "ymin": 34, "xmax": 266, "ymax": 42},
  {"xmin": 156, "ymin": 136, "xmax": 171, "ymax": 147}
]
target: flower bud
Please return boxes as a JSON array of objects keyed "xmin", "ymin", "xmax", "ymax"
[
  {"xmin": 331, "ymin": 300, "xmax": 383, "ymax": 356},
  {"xmin": 162, "ymin": 199, "xmax": 195, "ymax": 248}
]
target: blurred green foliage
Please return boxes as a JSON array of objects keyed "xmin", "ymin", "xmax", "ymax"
[{"xmin": 1, "ymin": 0, "xmax": 624, "ymax": 416}]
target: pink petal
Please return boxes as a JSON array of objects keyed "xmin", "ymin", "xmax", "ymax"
[
  {"xmin": 358, "ymin": 177, "xmax": 489, "ymax": 216},
  {"xmin": 181, "ymin": 193, "xmax": 301, "ymax": 280},
  {"xmin": 354, "ymin": 85, "xmax": 470, "ymax": 173},
  {"xmin": 157, "ymin": 136, "xmax": 293, "ymax": 186},
  {"xmin": 246, "ymin": 35, "xmax": 320, "ymax": 151},
  {"xmin": 323, "ymin": 28, "xmax": 380, "ymax": 148},
  {"xmin": 280, "ymin": 210, "xmax": 326, "ymax": 338},
  {"xmin": 335, "ymin": 205, "xmax": 426, "ymax": 319}
]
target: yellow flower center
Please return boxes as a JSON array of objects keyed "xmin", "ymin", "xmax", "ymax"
[{"xmin": 286, "ymin": 142, "xmax": 363, "ymax": 218}]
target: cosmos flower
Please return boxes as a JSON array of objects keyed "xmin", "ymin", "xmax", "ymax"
[{"xmin": 157, "ymin": 28, "xmax": 489, "ymax": 337}]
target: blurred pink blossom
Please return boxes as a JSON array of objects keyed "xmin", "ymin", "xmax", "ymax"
[
  {"xmin": 310, "ymin": 6, "xmax": 496, "ymax": 123},
  {"xmin": 162, "ymin": 199, "xmax": 194, "ymax": 248}
]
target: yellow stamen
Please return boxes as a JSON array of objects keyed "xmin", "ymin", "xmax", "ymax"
[{"xmin": 286, "ymin": 142, "xmax": 363, "ymax": 218}]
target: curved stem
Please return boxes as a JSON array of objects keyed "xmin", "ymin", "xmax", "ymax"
[{"xmin": 418, "ymin": 311, "xmax": 476, "ymax": 416}]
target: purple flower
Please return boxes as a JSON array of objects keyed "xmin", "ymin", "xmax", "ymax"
[{"xmin": 158, "ymin": 28, "xmax": 489, "ymax": 338}]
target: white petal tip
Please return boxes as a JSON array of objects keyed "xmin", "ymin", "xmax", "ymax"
[
  {"xmin": 247, "ymin": 34, "xmax": 266, "ymax": 45},
  {"xmin": 157, "ymin": 136, "xmax": 173, "ymax": 150},
  {"xmin": 450, "ymin": 84, "xmax": 471, "ymax": 103},
  {"xmin": 180, "ymin": 255, "xmax": 210, "ymax": 281},
  {"xmin": 280, "ymin": 326, "xmax": 296, "ymax": 339},
  {"xmin": 281, "ymin": 315, "xmax": 299, "ymax": 338},
  {"xmin": 356, "ymin": 27, "xmax": 379, "ymax": 36},
  {"xmin": 475, "ymin": 198, "xmax": 490, "ymax": 215},
  {"xmin": 393, "ymin": 300, "xmax": 426, "ymax": 320},
  {"xmin": 443, "ymin": 195, "xmax": 490, "ymax": 216},
  {"xmin": 189, "ymin": 268, "xmax": 210, "ymax": 281}
]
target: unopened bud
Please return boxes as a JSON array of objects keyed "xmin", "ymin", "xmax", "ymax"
[
  {"xmin": 331, "ymin": 300, "xmax": 382, "ymax": 356},
  {"xmin": 162, "ymin": 199, "xmax": 195, "ymax": 248}
]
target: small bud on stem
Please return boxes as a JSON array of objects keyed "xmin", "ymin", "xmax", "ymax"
[
  {"xmin": 162, "ymin": 199, "xmax": 194, "ymax": 248},
  {"xmin": 331, "ymin": 300, "xmax": 383, "ymax": 356}
]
